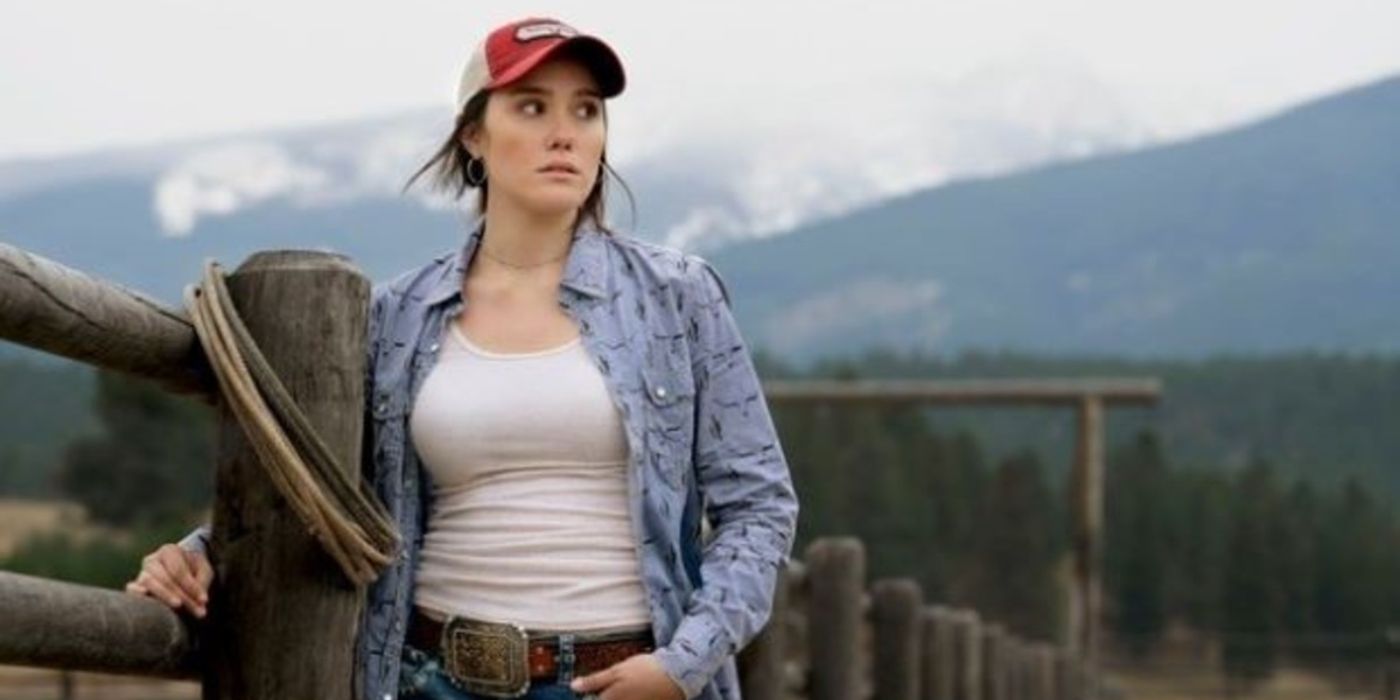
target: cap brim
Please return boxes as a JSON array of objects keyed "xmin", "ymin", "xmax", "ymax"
[{"xmin": 486, "ymin": 35, "xmax": 626, "ymax": 98}]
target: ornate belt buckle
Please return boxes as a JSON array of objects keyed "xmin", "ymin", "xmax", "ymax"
[{"xmin": 438, "ymin": 615, "xmax": 531, "ymax": 698}]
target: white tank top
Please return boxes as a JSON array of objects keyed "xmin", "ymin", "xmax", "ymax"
[{"xmin": 408, "ymin": 322, "xmax": 651, "ymax": 632}]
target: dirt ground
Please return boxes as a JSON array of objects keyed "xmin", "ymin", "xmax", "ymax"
[{"xmin": 0, "ymin": 666, "xmax": 197, "ymax": 700}]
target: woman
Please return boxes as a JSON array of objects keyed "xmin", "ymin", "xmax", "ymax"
[{"xmin": 126, "ymin": 16, "xmax": 798, "ymax": 700}]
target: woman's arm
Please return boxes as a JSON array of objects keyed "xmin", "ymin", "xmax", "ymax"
[{"xmin": 651, "ymin": 256, "xmax": 800, "ymax": 699}]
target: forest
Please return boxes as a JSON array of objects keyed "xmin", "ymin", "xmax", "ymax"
[{"xmin": 2, "ymin": 349, "xmax": 1398, "ymax": 687}]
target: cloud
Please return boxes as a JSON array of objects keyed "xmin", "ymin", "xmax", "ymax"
[
  {"xmin": 150, "ymin": 117, "xmax": 458, "ymax": 236},
  {"xmin": 654, "ymin": 50, "xmax": 1148, "ymax": 251},
  {"xmin": 153, "ymin": 141, "xmax": 329, "ymax": 236}
]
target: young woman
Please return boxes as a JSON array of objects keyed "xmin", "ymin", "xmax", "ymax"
[{"xmin": 126, "ymin": 16, "xmax": 798, "ymax": 700}]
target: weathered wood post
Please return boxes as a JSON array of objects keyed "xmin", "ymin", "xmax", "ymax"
[
  {"xmin": 1068, "ymin": 394, "xmax": 1104, "ymax": 694},
  {"xmin": 785, "ymin": 561, "xmax": 810, "ymax": 695},
  {"xmin": 920, "ymin": 605, "xmax": 957, "ymax": 700},
  {"xmin": 737, "ymin": 563, "xmax": 792, "ymax": 700},
  {"xmin": 1386, "ymin": 628, "xmax": 1400, "ymax": 700},
  {"xmin": 1004, "ymin": 636, "xmax": 1025, "ymax": 700},
  {"xmin": 1053, "ymin": 648, "xmax": 1077, "ymax": 700},
  {"xmin": 951, "ymin": 609, "xmax": 983, "ymax": 700},
  {"xmin": 872, "ymin": 578, "xmax": 923, "ymax": 700},
  {"xmin": 1036, "ymin": 641, "xmax": 1052, "ymax": 697},
  {"xmin": 982, "ymin": 623, "xmax": 1009, "ymax": 700},
  {"xmin": 806, "ymin": 537, "xmax": 864, "ymax": 700},
  {"xmin": 202, "ymin": 251, "xmax": 369, "ymax": 700}
]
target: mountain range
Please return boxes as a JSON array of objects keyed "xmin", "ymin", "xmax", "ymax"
[{"xmin": 1, "ymin": 71, "xmax": 1396, "ymax": 364}]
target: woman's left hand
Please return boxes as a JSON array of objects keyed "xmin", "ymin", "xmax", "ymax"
[{"xmin": 569, "ymin": 653, "xmax": 685, "ymax": 700}]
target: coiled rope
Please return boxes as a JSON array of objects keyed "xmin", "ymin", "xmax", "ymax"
[{"xmin": 183, "ymin": 260, "xmax": 399, "ymax": 586}]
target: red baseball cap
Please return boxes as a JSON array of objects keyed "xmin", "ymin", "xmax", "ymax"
[{"xmin": 455, "ymin": 17, "xmax": 626, "ymax": 113}]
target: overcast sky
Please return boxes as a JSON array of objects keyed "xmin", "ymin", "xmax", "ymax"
[{"xmin": 2, "ymin": 0, "xmax": 1397, "ymax": 163}]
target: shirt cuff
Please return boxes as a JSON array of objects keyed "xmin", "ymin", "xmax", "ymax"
[
  {"xmin": 177, "ymin": 524, "xmax": 211, "ymax": 557},
  {"xmin": 650, "ymin": 616, "xmax": 732, "ymax": 700}
]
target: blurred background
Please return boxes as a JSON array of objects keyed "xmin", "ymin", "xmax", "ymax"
[{"xmin": 2, "ymin": 1, "xmax": 1398, "ymax": 698}]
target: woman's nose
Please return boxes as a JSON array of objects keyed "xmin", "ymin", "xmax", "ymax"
[
  {"xmin": 545, "ymin": 114, "xmax": 577, "ymax": 149},
  {"xmin": 548, "ymin": 132, "xmax": 573, "ymax": 150}
]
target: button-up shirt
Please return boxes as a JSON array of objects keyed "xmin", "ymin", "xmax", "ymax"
[{"xmin": 185, "ymin": 217, "xmax": 799, "ymax": 700}]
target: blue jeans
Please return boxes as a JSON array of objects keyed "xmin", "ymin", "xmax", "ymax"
[{"xmin": 397, "ymin": 639, "xmax": 597, "ymax": 700}]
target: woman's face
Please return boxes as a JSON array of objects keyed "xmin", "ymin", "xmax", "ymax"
[{"xmin": 462, "ymin": 55, "xmax": 607, "ymax": 218}]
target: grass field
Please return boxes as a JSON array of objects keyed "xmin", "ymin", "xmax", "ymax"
[{"xmin": 0, "ymin": 499, "xmax": 88, "ymax": 559}]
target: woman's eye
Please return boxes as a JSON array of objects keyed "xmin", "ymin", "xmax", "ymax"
[{"xmin": 517, "ymin": 99, "xmax": 599, "ymax": 118}]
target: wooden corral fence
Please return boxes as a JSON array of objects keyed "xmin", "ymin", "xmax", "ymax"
[
  {"xmin": 762, "ymin": 376, "xmax": 1161, "ymax": 677},
  {"xmin": 0, "ymin": 242, "xmax": 371, "ymax": 698},
  {"xmin": 0, "ymin": 241, "xmax": 1123, "ymax": 699},
  {"xmin": 739, "ymin": 535, "xmax": 1118, "ymax": 700}
]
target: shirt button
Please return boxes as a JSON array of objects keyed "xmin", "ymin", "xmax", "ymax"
[
  {"xmin": 429, "ymin": 343, "xmax": 440, "ymax": 352},
  {"xmin": 655, "ymin": 386, "xmax": 668, "ymax": 399}
]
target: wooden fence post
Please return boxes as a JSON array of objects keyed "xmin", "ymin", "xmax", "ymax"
[
  {"xmin": 202, "ymin": 251, "xmax": 369, "ymax": 700},
  {"xmin": 1387, "ymin": 628, "xmax": 1400, "ymax": 700},
  {"xmin": 982, "ymin": 623, "xmax": 1009, "ymax": 700},
  {"xmin": 952, "ymin": 610, "xmax": 983, "ymax": 700},
  {"xmin": 1004, "ymin": 636, "xmax": 1024, "ymax": 700},
  {"xmin": 1054, "ymin": 647, "xmax": 1075, "ymax": 700},
  {"xmin": 786, "ymin": 560, "xmax": 810, "ymax": 695},
  {"xmin": 1032, "ymin": 642, "xmax": 1056, "ymax": 700},
  {"xmin": 1068, "ymin": 394, "xmax": 1105, "ymax": 692},
  {"xmin": 806, "ymin": 537, "xmax": 865, "ymax": 700},
  {"xmin": 921, "ymin": 605, "xmax": 957, "ymax": 700},
  {"xmin": 872, "ymin": 578, "xmax": 923, "ymax": 700}
]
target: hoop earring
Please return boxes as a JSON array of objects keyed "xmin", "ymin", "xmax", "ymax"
[{"xmin": 465, "ymin": 156, "xmax": 486, "ymax": 188}]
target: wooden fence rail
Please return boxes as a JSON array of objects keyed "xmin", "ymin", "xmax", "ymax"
[{"xmin": 0, "ymin": 570, "xmax": 197, "ymax": 678}]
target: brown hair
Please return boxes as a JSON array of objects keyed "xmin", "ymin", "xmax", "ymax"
[{"xmin": 401, "ymin": 63, "xmax": 636, "ymax": 235}]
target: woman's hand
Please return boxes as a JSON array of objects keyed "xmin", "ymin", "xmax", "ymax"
[
  {"xmin": 124, "ymin": 543, "xmax": 213, "ymax": 619},
  {"xmin": 569, "ymin": 652, "xmax": 685, "ymax": 700}
]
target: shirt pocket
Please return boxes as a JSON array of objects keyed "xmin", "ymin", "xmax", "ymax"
[{"xmin": 641, "ymin": 349, "xmax": 695, "ymax": 488}]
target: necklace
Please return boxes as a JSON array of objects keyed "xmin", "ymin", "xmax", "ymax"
[{"xmin": 478, "ymin": 242, "xmax": 569, "ymax": 270}]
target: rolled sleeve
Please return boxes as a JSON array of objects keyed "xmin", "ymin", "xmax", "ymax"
[
  {"xmin": 177, "ymin": 523, "xmax": 212, "ymax": 557},
  {"xmin": 652, "ymin": 256, "xmax": 800, "ymax": 699}
]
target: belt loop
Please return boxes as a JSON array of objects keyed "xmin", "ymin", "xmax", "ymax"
[{"xmin": 556, "ymin": 632, "xmax": 577, "ymax": 683}]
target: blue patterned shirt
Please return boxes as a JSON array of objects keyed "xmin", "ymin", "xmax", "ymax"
[{"xmin": 183, "ymin": 217, "xmax": 799, "ymax": 700}]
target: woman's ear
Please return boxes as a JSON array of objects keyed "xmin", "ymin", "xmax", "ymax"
[{"xmin": 459, "ymin": 123, "xmax": 484, "ymax": 160}]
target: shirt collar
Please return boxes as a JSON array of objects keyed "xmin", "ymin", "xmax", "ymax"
[{"xmin": 424, "ymin": 216, "xmax": 610, "ymax": 308}]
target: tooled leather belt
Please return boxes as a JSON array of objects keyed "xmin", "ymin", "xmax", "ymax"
[{"xmin": 408, "ymin": 606, "xmax": 655, "ymax": 686}]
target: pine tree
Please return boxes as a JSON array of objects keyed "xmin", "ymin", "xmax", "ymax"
[
  {"xmin": 56, "ymin": 369, "xmax": 214, "ymax": 528},
  {"xmin": 1106, "ymin": 430, "xmax": 1170, "ymax": 657}
]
